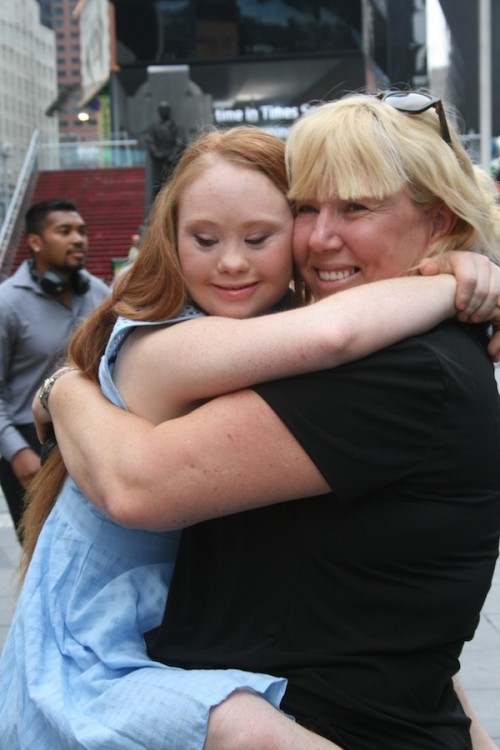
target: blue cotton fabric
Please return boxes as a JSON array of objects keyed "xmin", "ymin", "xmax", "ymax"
[{"xmin": 0, "ymin": 308, "xmax": 287, "ymax": 750}]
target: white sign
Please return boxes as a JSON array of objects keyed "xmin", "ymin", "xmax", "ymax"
[
  {"xmin": 214, "ymin": 102, "xmax": 316, "ymax": 128},
  {"xmin": 76, "ymin": 0, "xmax": 111, "ymax": 98}
]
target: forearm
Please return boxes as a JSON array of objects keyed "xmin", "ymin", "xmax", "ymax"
[
  {"xmin": 46, "ymin": 371, "xmax": 153, "ymax": 518},
  {"xmin": 263, "ymin": 274, "xmax": 458, "ymax": 374},
  {"xmin": 0, "ymin": 383, "xmax": 27, "ymax": 460},
  {"xmin": 43, "ymin": 374, "xmax": 328, "ymax": 530},
  {"xmin": 308, "ymin": 274, "xmax": 456, "ymax": 367}
]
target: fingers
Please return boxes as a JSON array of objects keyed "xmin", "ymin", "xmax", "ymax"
[
  {"xmin": 458, "ymin": 272, "xmax": 499, "ymax": 322},
  {"xmin": 453, "ymin": 253, "xmax": 496, "ymax": 320},
  {"xmin": 420, "ymin": 252, "xmax": 500, "ymax": 322},
  {"xmin": 418, "ymin": 258, "xmax": 441, "ymax": 277}
]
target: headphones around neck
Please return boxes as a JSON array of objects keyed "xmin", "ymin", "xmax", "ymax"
[{"xmin": 29, "ymin": 261, "xmax": 90, "ymax": 297}]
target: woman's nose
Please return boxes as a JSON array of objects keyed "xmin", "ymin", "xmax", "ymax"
[
  {"xmin": 216, "ymin": 244, "xmax": 251, "ymax": 273},
  {"xmin": 309, "ymin": 208, "xmax": 343, "ymax": 253}
]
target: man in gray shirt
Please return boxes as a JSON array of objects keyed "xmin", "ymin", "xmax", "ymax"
[{"xmin": 0, "ymin": 198, "xmax": 109, "ymax": 541}]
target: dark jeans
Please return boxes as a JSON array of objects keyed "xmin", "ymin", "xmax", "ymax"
[{"xmin": 0, "ymin": 423, "xmax": 41, "ymax": 541}]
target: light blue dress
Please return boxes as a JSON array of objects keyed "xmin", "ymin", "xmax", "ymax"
[{"xmin": 0, "ymin": 306, "xmax": 286, "ymax": 750}]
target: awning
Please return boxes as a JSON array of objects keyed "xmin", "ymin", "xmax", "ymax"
[
  {"xmin": 77, "ymin": 76, "xmax": 110, "ymax": 108},
  {"xmin": 45, "ymin": 84, "xmax": 79, "ymax": 116}
]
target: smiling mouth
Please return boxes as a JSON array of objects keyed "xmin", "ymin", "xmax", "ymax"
[
  {"xmin": 214, "ymin": 282, "xmax": 258, "ymax": 291},
  {"xmin": 317, "ymin": 268, "xmax": 358, "ymax": 281}
]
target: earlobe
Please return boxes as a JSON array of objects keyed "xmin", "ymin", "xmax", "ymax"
[{"xmin": 27, "ymin": 234, "xmax": 40, "ymax": 254}]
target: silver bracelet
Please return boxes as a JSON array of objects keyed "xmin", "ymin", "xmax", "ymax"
[{"xmin": 39, "ymin": 367, "xmax": 79, "ymax": 415}]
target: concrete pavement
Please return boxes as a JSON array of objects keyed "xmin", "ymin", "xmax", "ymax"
[{"xmin": 1, "ymin": 487, "xmax": 500, "ymax": 743}]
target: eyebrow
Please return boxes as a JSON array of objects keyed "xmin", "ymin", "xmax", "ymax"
[{"xmin": 55, "ymin": 221, "xmax": 87, "ymax": 231}]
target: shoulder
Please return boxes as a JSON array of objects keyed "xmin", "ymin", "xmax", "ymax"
[
  {"xmin": 0, "ymin": 262, "xmax": 31, "ymax": 292},
  {"xmin": 0, "ymin": 276, "xmax": 15, "ymax": 298},
  {"xmin": 256, "ymin": 321, "xmax": 486, "ymax": 413},
  {"xmin": 0, "ymin": 266, "xmax": 34, "ymax": 308},
  {"xmin": 398, "ymin": 320, "xmax": 490, "ymax": 373},
  {"xmin": 87, "ymin": 273, "xmax": 109, "ymax": 288},
  {"xmin": 87, "ymin": 274, "xmax": 110, "ymax": 296}
]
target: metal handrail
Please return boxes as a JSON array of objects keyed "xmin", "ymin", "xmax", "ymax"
[
  {"xmin": 0, "ymin": 131, "xmax": 39, "ymax": 279},
  {"xmin": 37, "ymin": 139, "xmax": 145, "ymax": 171},
  {"xmin": 0, "ymin": 135, "xmax": 146, "ymax": 280}
]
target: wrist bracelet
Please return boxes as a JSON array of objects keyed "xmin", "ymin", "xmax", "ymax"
[{"xmin": 39, "ymin": 367, "xmax": 79, "ymax": 415}]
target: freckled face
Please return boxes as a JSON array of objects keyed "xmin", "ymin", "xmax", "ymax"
[
  {"xmin": 293, "ymin": 189, "xmax": 438, "ymax": 300},
  {"xmin": 177, "ymin": 160, "xmax": 293, "ymax": 318}
]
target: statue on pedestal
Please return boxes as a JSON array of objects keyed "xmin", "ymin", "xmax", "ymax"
[{"xmin": 145, "ymin": 101, "xmax": 183, "ymax": 198}]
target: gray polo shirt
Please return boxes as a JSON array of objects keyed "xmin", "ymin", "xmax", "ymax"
[{"xmin": 0, "ymin": 261, "xmax": 109, "ymax": 461}]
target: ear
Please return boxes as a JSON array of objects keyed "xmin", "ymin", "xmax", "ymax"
[
  {"xmin": 430, "ymin": 202, "xmax": 458, "ymax": 241},
  {"xmin": 27, "ymin": 232, "xmax": 41, "ymax": 254}
]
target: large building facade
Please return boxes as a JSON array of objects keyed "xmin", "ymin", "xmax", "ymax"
[
  {"xmin": 37, "ymin": 0, "xmax": 102, "ymax": 141},
  {"xmin": 0, "ymin": 1, "xmax": 58, "ymax": 220},
  {"xmin": 101, "ymin": 0, "xmax": 429, "ymax": 142},
  {"xmin": 437, "ymin": 0, "xmax": 500, "ymax": 137}
]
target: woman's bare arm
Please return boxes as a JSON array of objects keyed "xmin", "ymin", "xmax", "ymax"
[
  {"xmin": 38, "ymin": 376, "xmax": 328, "ymax": 529},
  {"xmin": 120, "ymin": 252, "xmax": 500, "ymax": 424},
  {"xmin": 116, "ymin": 275, "xmax": 458, "ymax": 423}
]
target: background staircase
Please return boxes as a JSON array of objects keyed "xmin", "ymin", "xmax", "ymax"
[{"xmin": 10, "ymin": 167, "xmax": 146, "ymax": 284}]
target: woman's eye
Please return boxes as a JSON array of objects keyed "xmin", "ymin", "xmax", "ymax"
[
  {"xmin": 246, "ymin": 236, "xmax": 267, "ymax": 247},
  {"xmin": 346, "ymin": 202, "xmax": 367, "ymax": 212},
  {"xmin": 295, "ymin": 203, "xmax": 318, "ymax": 215},
  {"xmin": 195, "ymin": 235, "xmax": 216, "ymax": 248}
]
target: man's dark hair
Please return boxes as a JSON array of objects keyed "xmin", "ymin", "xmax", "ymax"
[{"xmin": 25, "ymin": 198, "xmax": 79, "ymax": 236}]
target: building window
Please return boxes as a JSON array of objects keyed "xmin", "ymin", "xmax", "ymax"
[{"xmin": 115, "ymin": 0, "xmax": 362, "ymax": 64}]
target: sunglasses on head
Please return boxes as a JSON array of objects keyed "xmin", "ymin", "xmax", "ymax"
[{"xmin": 375, "ymin": 91, "xmax": 453, "ymax": 147}]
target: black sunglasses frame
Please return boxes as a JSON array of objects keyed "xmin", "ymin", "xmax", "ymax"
[{"xmin": 375, "ymin": 91, "xmax": 453, "ymax": 147}]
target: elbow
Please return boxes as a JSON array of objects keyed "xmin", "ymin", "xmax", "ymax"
[
  {"xmin": 81, "ymin": 468, "xmax": 146, "ymax": 528},
  {"xmin": 102, "ymin": 481, "xmax": 181, "ymax": 531},
  {"xmin": 327, "ymin": 319, "xmax": 358, "ymax": 365},
  {"xmin": 102, "ymin": 485, "xmax": 153, "ymax": 529}
]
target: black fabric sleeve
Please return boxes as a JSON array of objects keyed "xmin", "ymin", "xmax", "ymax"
[{"xmin": 253, "ymin": 336, "xmax": 447, "ymax": 504}]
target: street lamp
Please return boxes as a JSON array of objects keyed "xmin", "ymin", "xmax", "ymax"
[
  {"xmin": 0, "ymin": 142, "xmax": 12, "ymax": 226},
  {"xmin": 479, "ymin": 0, "xmax": 492, "ymax": 172}
]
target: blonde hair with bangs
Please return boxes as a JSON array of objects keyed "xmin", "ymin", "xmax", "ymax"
[{"xmin": 286, "ymin": 94, "xmax": 500, "ymax": 287}]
